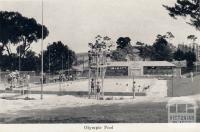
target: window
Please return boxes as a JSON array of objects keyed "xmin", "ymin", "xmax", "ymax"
[
  {"xmin": 177, "ymin": 104, "xmax": 186, "ymax": 113},
  {"xmin": 187, "ymin": 104, "xmax": 195, "ymax": 113},
  {"xmin": 170, "ymin": 104, "xmax": 176, "ymax": 113},
  {"xmin": 106, "ymin": 66, "xmax": 128, "ymax": 76}
]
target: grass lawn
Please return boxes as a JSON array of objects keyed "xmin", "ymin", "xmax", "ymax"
[
  {"xmin": 0, "ymin": 96, "xmax": 200, "ymax": 123},
  {"xmin": 0, "ymin": 101, "xmax": 176, "ymax": 123}
]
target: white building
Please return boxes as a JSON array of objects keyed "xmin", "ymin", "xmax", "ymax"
[{"xmin": 106, "ymin": 61, "xmax": 177, "ymax": 77}]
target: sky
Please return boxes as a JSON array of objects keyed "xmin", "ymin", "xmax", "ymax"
[{"xmin": 0, "ymin": 0, "xmax": 200, "ymax": 54}]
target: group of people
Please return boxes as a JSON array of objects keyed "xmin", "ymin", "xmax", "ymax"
[
  {"xmin": 90, "ymin": 78, "xmax": 101, "ymax": 100},
  {"xmin": 6, "ymin": 71, "xmax": 30, "ymax": 90}
]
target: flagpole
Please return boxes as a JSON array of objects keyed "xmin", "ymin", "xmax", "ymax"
[{"xmin": 41, "ymin": 0, "xmax": 44, "ymax": 100}]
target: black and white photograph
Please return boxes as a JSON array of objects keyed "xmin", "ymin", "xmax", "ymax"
[{"xmin": 0, "ymin": 0, "xmax": 200, "ymax": 126}]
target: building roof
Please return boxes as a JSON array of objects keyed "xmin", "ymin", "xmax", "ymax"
[
  {"xmin": 73, "ymin": 61, "xmax": 176, "ymax": 71},
  {"xmin": 107, "ymin": 61, "xmax": 176, "ymax": 67},
  {"xmin": 138, "ymin": 61, "xmax": 176, "ymax": 67},
  {"xmin": 172, "ymin": 60, "xmax": 187, "ymax": 67},
  {"xmin": 166, "ymin": 97, "xmax": 198, "ymax": 108},
  {"xmin": 107, "ymin": 61, "xmax": 131, "ymax": 67}
]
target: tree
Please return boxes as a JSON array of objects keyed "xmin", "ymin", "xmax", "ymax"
[
  {"xmin": 173, "ymin": 49, "xmax": 185, "ymax": 61},
  {"xmin": 0, "ymin": 54, "xmax": 19, "ymax": 71},
  {"xmin": 111, "ymin": 37, "xmax": 137, "ymax": 61},
  {"xmin": 187, "ymin": 34, "xmax": 198, "ymax": 51},
  {"xmin": 136, "ymin": 41, "xmax": 153, "ymax": 61},
  {"xmin": 111, "ymin": 49, "xmax": 127, "ymax": 61},
  {"xmin": 152, "ymin": 34, "xmax": 173, "ymax": 61},
  {"xmin": 166, "ymin": 32, "xmax": 175, "ymax": 50},
  {"xmin": 187, "ymin": 35, "xmax": 197, "ymax": 42},
  {"xmin": 140, "ymin": 45, "xmax": 153, "ymax": 61},
  {"xmin": 0, "ymin": 11, "xmax": 49, "ymax": 57},
  {"xmin": 136, "ymin": 41, "xmax": 144, "ymax": 46},
  {"xmin": 21, "ymin": 50, "xmax": 40, "ymax": 71},
  {"xmin": 116, "ymin": 37, "xmax": 131, "ymax": 49},
  {"xmin": 0, "ymin": 50, "xmax": 40, "ymax": 71},
  {"xmin": 163, "ymin": 0, "xmax": 200, "ymax": 30},
  {"xmin": 88, "ymin": 35, "xmax": 114, "ymax": 63},
  {"xmin": 166, "ymin": 32, "xmax": 175, "ymax": 40},
  {"xmin": 43, "ymin": 41, "xmax": 76, "ymax": 73},
  {"xmin": 0, "ymin": 11, "xmax": 21, "ymax": 55},
  {"xmin": 16, "ymin": 17, "xmax": 49, "ymax": 58},
  {"xmin": 88, "ymin": 35, "xmax": 113, "ymax": 52},
  {"xmin": 185, "ymin": 51, "xmax": 196, "ymax": 70}
]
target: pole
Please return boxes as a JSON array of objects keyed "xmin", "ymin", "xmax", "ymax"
[
  {"xmin": 18, "ymin": 45, "xmax": 21, "ymax": 92},
  {"xmin": 197, "ymin": 45, "xmax": 199, "ymax": 73},
  {"xmin": 40, "ymin": 0, "xmax": 44, "ymax": 100},
  {"xmin": 88, "ymin": 67, "xmax": 91, "ymax": 98},
  {"xmin": 0, "ymin": 68, "xmax": 1, "ymax": 83},
  {"xmin": 19, "ymin": 45, "xmax": 21, "ymax": 75},
  {"xmin": 48, "ymin": 43, "xmax": 51, "ymax": 83},
  {"xmin": 68, "ymin": 51, "xmax": 69, "ymax": 76},
  {"xmin": 132, "ymin": 72, "xmax": 135, "ymax": 99},
  {"xmin": 83, "ymin": 55, "xmax": 84, "ymax": 71},
  {"xmin": 48, "ymin": 43, "xmax": 50, "ymax": 74},
  {"xmin": 62, "ymin": 55, "xmax": 63, "ymax": 73},
  {"xmin": 96, "ymin": 51, "xmax": 98, "ymax": 98},
  {"xmin": 60, "ymin": 55, "xmax": 63, "ymax": 94},
  {"xmin": 197, "ymin": 1, "xmax": 200, "ymax": 74},
  {"xmin": 195, "ymin": 43, "xmax": 198, "ymax": 74},
  {"xmin": 102, "ymin": 51, "xmax": 106, "ymax": 97},
  {"xmin": 172, "ymin": 69, "xmax": 174, "ymax": 97}
]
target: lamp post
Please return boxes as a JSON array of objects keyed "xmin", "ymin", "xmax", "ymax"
[{"xmin": 40, "ymin": 0, "xmax": 44, "ymax": 100}]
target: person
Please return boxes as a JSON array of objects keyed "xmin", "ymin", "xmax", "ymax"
[
  {"xmin": 96, "ymin": 81, "xmax": 101, "ymax": 100},
  {"xmin": 21, "ymin": 74, "xmax": 26, "ymax": 95},
  {"xmin": 23, "ymin": 74, "xmax": 26, "ymax": 84},
  {"xmin": 43, "ymin": 73, "xmax": 46, "ymax": 84},
  {"xmin": 7, "ymin": 73, "xmax": 14, "ymax": 89},
  {"xmin": 26, "ymin": 73, "xmax": 31, "ymax": 98},
  {"xmin": 13, "ymin": 76, "xmax": 17, "ymax": 88},
  {"xmin": 190, "ymin": 72, "xmax": 194, "ymax": 82},
  {"xmin": 132, "ymin": 81, "xmax": 136, "ymax": 99},
  {"xmin": 91, "ymin": 78, "xmax": 95, "ymax": 94},
  {"xmin": 59, "ymin": 73, "xmax": 63, "ymax": 82},
  {"xmin": 26, "ymin": 73, "xmax": 30, "ymax": 86},
  {"xmin": 40, "ymin": 73, "xmax": 46, "ymax": 84}
]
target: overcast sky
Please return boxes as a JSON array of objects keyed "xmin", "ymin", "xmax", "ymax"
[{"xmin": 1, "ymin": 0, "xmax": 200, "ymax": 53}]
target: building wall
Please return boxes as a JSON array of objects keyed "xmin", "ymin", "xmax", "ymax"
[
  {"xmin": 129, "ymin": 68, "xmax": 142, "ymax": 77},
  {"xmin": 104, "ymin": 61, "xmax": 177, "ymax": 77},
  {"xmin": 106, "ymin": 66, "xmax": 175, "ymax": 77}
]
